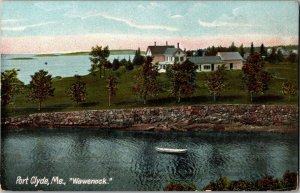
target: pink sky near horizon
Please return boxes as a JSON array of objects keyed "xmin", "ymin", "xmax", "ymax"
[{"xmin": 1, "ymin": 34, "xmax": 298, "ymax": 54}]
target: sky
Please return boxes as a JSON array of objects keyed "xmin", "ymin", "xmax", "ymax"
[{"xmin": 1, "ymin": 1, "xmax": 299, "ymax": 54}]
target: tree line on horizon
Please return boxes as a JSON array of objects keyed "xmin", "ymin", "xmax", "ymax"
[
  {"xmin": 1, "ymin": 44, "xmax": 297, "ymax": 112},
  {"xmin": 186, "ymin": 42, "xmax": 298, "ymax": 64}
]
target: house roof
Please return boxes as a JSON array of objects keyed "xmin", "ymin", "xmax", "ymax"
[
  {"xmin": 217, "ymin": 52, "xmax": 244, "ymax": 61},
  {"xmin": 187, "ymin": 56, "xmax": 222, "ymax": 64},
  {"xmin": 164, "ymin": 48, "xmax": 179, "ymax": 55},
  {"xmin": 147, "ymin": 45, "xmax": 175, "ymax": 55}
]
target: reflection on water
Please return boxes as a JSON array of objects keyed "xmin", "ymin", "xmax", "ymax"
[{"xmin": 1, "ymin": 129, "xmax": 298, "ymax": 191}]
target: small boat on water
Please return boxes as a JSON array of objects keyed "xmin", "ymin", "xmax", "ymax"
[{"xmin": 155, "ymin": 147, "xmax": 188, "ymax": 154}]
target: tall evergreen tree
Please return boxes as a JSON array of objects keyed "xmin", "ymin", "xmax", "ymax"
[
  {"xmin": 229, "ymin": 42, "xmax": 238, "ymax": 52},
  {"xmin": 28, "ymin": 70, "xmax": 55, "ymax": 111},
  {"xmin": 259, "ymin": 43, "xmax": 266, "ymax": 56},
  {"xmin": 89, "ymin": 45, "xmax": 110, "ymax": 78},
  {"xmin": 250, "ymin": 42, "xmax": 255, "ymax": 55},
  {"xmin": 169, "ymin": 59, "xmax": 197, "ymax": 103},
  {"xmin": 239, "ymin": 44, "xmax": 245, "ymax": 57},
  {"xmin": 132, "ymin": 56, "xmax": 161, "ymax": 104},
  {"xmin": 112, "ymin": 58, "xmax": 121, "ymax": 71},
  {"xmin": 132, "ymin": 48, "xmax": 145, "ymax": 66},
  {"xmin": 125, "ymin": 57, "xmax": 134, "ymax": 71}
]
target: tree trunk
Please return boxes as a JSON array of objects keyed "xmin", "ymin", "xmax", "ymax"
[
  {"xmin": 38, "ymin": 101, "xmax": 41, "ymax": 111},
  {"xmin": 213, "ymin": 94, "xmax": 216, "ymax": 103},
  {"xmin": 289, "ymin": 95, "xmax": 291, "ymax": 102},
  {"xmin": 177, "ymin": 96, "xmax": 181, "ymax": 103},
  {"xmin": 108, "ymin": 94, "xmax": 111, "ymax": 106},
  {"xmin": 103, "ymin": 67, "xmax": 106, "ymax": 77},
  {"xmin": 250, "ymin": 92, "xmax": 253, "ymax": 102},
  {"xmin": 99, "ymin": 65, "xmax": 102, "ymax": 78}
]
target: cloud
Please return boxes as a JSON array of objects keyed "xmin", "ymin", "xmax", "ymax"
[
  {"xmin": 198, "ymin": 6, "xmax": 256, "ymax": 28},
  {"xmin": 2, "ymin": 21, "xmax": 57, "ymax": 31},
  {"xmin": 170, "ymin": 14, "xmax": 184, "ymax": 18},
  {"xmin": 2, "ymin": 19, "xmax": 26, "ymax": 23},
  {"xmin": 198, "ymin": 19, "xmax": 253, "ymax": 28},
  {"xmin": 66, "ymin": 12, "xmax": 179, "ymax": 32}
]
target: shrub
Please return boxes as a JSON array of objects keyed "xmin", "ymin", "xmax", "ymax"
[
  {"xmin": 283, "ymin": 170, "xmax": 298, "ymax": 190},
  {"xmin": 230, "ymin": 179, "xmax": 255, "ymax": 191},
  {"xmin": 164, "ymin": 182, "xmax": 197, "ymax": 191}
]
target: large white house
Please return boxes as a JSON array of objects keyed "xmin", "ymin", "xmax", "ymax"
[
  {"xmin": 146, "ymin": 42, "xmax": 244, "ymax": 73},
  {"xmin": 146, "ymin": 42, "xmax": 186, "ymax": 73}
]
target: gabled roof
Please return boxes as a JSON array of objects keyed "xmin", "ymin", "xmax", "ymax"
[
  {"xmin": 164, "ymin": 48, "xmax": 178, "ymax": 55},
  {"xmin": 187, "ymin": 56, "xmax": 222, "ymax": 64},
  {"xmin": 147, "ymin": 45, "xmax": 175, "ymax": 55},
  {"xmin": 217, "ymin": 52, "xmax": 243, "ymax": 61}
]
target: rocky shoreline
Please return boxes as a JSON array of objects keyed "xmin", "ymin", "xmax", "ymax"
[{"xmin": 2, "ymin": 105, "xmax": 298, "ymax": 133}]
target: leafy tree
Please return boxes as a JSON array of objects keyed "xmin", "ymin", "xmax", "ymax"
[
  {"xmin": 196, "ymin": 49, "xmax": 203, "ymax": 56},
  {"xmin": 206, "ymin": 65, "xmax": 226, "ymax": 102},
  {"xmin": 120, "ymin": 58, "xmax": 128, "ymax": 66},
  {"xmin": 89, "ymin": 45, "xmax": 110, "ymax": 78},
  {"xmin": 106, "ymin": 74, "xmax": 118, "ymax": 106},
  {"xmin": 28, "ymin": 70, "xmax": 55, "ymax": 111},
  {"xmin": 169, "ymin": 59, "xmax": 197, "ymax": 103},
  {"xmin": 67, "ymin": 75, "xmax": 87, "ymax": 105},
  {"xmin": 287, "ymin": 52, "xmax": 298, "ymax": 63},
  {"xmin": 205, "ymin": 46, "xmax": 217, "ymax": 56},
  {"xmin": 277, "ymin": 49, "xmax": 284, "ymax": 62},
  {"xmin": 186, "ymin": 50, "xmax": 193, "ymax": 57},
  {"xmin": 132, "ymin": 56, "xmax": 161, "ymax": 104},
  {"xmin": 250, "ymin": 42, "xmax": 255, "ymax": 55},
  {"xmin": 103, "ymin": 60, "xmax": 112, "ymax": 72},
  {"xmin": 242, "ymin": 53, "xmax": 272, "ymax": 102},
  {"xmin": 268, "ymin": 48, "xmax": 277, "ymax": 64},
  {"xmin": 132, "ymin": 48, "xmax": 145, "ymax": 66},
  {"xmin": 260, "ymin": 43, "xmax": 267, "ymax": 56},
  {"xmin": 1, "ymin": 69, "xmax": 24, "ymax": 107},
  {"xmin": 112, "ymin": 58, "xmax": 121, "ymax": 71},
  {"xmin": 239, "ymin": 44, "xmax": 245, "ymax": 57},
  {"xmin": 281, "ymin": 81, "xmax": 296, "ymax": 101}
]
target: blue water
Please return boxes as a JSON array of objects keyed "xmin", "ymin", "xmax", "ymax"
[
  {"xmin": 1, "ymin": 53, "xmax": 134, "ymax": 84},
  {"xmin": 1, "ymin": 129, "xmax": 298, "ymax": 191}
]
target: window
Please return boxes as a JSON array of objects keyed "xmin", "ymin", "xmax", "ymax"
[
  {"xmin": 180, "ymin": 57, "xmax": 184, "ymax": 61},
  {"xmin": 198, "ymin": 65, "xmax": 201, "ymax": 71},
  {"xmin": 204, "ymin": 65, "xmax": 211, "ymax": 70},
  {"xmin": 163, "ymin": 65, "xmax": 166, "ymax": 70},
  {"xmin": 230, "ymin": 63, "xmax": 233, "ymax": 70},
  {"xmin": 175, "ymin": 57, "xmax": 179, "ymax": 62}
]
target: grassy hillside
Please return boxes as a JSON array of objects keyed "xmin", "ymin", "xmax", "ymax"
[{"xmin": 5, "ymin": 62, "xmax": 298, "ymax": 117}]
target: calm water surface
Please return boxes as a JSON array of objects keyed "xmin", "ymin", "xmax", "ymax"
[
  {"xmin": 1, "ymin": 129, "xmax": 298, "ymax": 191},
  {"xmin": 1, "ymin": 54, "xmax": 134, "ymax": 84}
]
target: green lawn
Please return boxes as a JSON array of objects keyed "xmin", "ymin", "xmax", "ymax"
[{"xmin": 5, "ymin": 62, "xmax": 298, "ymax": 117}]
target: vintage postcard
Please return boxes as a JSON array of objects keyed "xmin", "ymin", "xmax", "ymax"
[{"xmin": 1, "ymin": 0, "xmax": 298, "ymax": 191}]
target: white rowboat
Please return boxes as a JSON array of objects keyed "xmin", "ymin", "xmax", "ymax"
[{"xmin": 155, "ymin": 147, "xmax": 188, "ymax": 154}]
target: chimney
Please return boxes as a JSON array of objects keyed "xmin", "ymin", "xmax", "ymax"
[
  {"xmin": 166, "ymin": 41, "xmax": 168, "ymax": 46},
  {"xmin": 177, "ymin": 42, "xmax": 179, "ymax": 48},
  {"xmin": 154, "ymin": 42, "xmax": 156, "ymax": 46}
]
